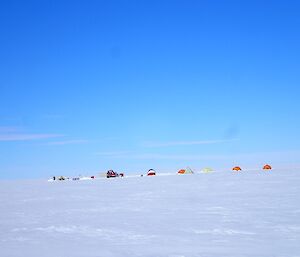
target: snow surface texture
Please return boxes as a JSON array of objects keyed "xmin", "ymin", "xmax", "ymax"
[{"xmin": 1, "ymin": 170, "xmax": 300, "ymax": 257}]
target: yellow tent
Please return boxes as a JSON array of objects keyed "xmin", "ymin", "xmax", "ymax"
[{"xmin": 201, "ymin": 167, "xmax": 214, "ymax": 173}]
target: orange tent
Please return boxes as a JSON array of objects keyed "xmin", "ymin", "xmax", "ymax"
[
  {"xmin": 232, "ymin": 166, "xmax": 242, "ymax": 171},
  {"xmin": 178, "ymin": 169, "xmax": 186, "ymax": 174},
  {"xmin": 177, "ymin": 167, "xmax": 194, "ymax": 175},
  {"xmin": 263, "ymin": 164, "xmax": 272, "ymax": 170}
]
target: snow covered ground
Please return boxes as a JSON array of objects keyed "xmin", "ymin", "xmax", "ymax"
[{"xmin": 1, "ymin": 169, "xmax": 300, "ymax": 257}]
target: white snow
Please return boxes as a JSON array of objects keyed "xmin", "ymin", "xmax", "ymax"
[{"xmin": 1, "ymin": 169, "xmax": 300, "ymax": 257}]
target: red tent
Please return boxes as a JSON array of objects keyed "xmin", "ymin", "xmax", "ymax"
[
  {"xmin": 147, "ymin": 169, "xmax": 156, "ymax": 176},
  {"xmin": 178, "ymin": 169, "xmax": 186, "ymax": 174},
  {"xmin": 263, "ymin": 164, "xmax": 272, "ymax": 170}
]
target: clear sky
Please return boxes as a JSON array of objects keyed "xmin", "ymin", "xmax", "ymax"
[{"xmin": 1, "ymin": 0, "xmax": 300, "ymax": 179}]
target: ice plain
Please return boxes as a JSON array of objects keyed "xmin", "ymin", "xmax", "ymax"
[{"xmin": 1, "ymin": 169, "xmax": 300, "ymax": 257}]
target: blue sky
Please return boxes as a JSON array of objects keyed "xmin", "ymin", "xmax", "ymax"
[{"xmin": 1, "ymin": 0, "xmax": 300, "ymax": 179}]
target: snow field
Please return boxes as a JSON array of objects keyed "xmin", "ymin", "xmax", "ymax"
[{"xmin": 0, "ymin": 170, "xmax": 300, "ymax": 257}]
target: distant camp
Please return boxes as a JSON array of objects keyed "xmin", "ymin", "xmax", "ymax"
[{"xmin": 48, "ymin": 163, "xmax": 275, "ymax": 182}]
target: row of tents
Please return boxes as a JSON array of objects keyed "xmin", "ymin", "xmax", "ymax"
[
  {"xmin": 112, "ymin": 164, "xmax": 273, "ymax": 177},
  {"xmin": 177, "ymin": 164, "xmax": 272, "ymax": 174},
  {"xmin": 232, "ymin": 164, "xmax": 272, "ymax": 171},
  {"xmin": 50, "ymin": 164, "xmax": 272, "ymax": 181}
]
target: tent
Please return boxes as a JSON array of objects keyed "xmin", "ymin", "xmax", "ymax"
[
  {"xmin": 201, "ymin": 167, "xmax": 214, "ymax": 173},
  {"xmin": 263, "ymin": 164, "xmax": 272, "ymax": 170},
  {"xmin": 147, "ymin": 169, "xmax": 156, "ymax": 176},
  {"xmin": 178, "ymin": 169, "xmax": 186, "ymax": 174},
  {"xmin": 232, "ymin": 166, "xmax": 242, "ymax": 171},
  {"xmin": 178, "ymin": 167, "xmax": 194, "ymax": 174}
]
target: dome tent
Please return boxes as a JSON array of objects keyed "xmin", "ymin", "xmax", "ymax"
[
  {"xmin": 201, "ymin": 167, "xmax": 214, "ymax": 173},
  {"xmin": 263, "ymin": 164, "xmax": 272, "ymax": 170},
  {"xmin": 177, "ymin": 167, "xmax": 194, "ymax": 175},
  {"xmin": 232, "ymin": 166, "xmax": 242, "ymax": 171},
  {"xmin": 178, "ymin": 169, "xmax": 186, "ymax": 174},
  {"xmin": 147, "ymin": 169, "xmax": 156, "ymax": 176}
]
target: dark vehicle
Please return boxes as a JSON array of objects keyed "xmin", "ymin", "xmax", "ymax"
[{"xmin": 106, "ymin": 170, "xmax": 118, "ymax": 178}]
